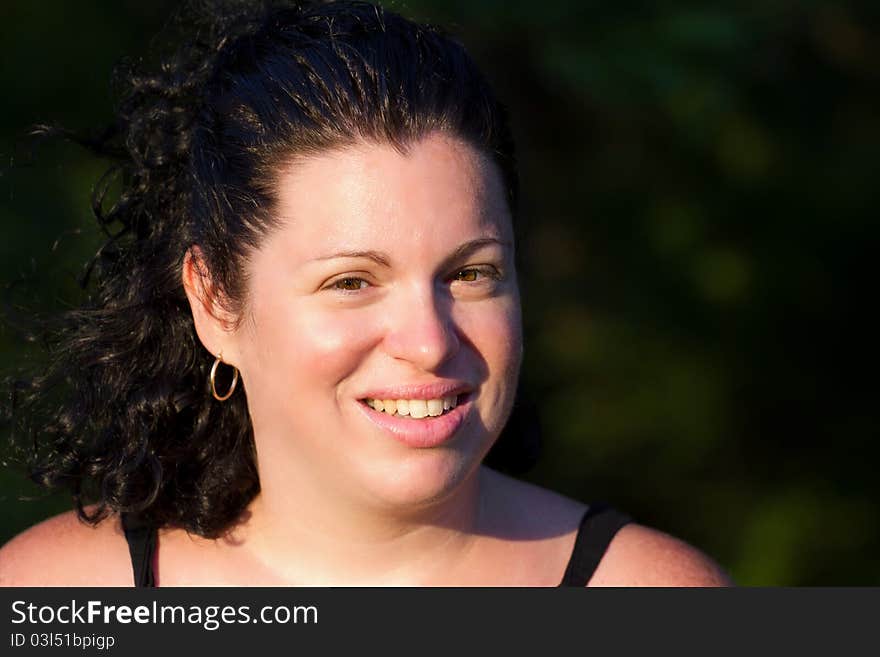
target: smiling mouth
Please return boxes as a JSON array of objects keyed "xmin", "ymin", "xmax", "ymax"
[{"xmin": 358, "ymin": 393, "xmax": 469, "ymax": 419}]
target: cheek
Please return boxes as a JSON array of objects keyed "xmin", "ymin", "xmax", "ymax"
[
  {"xmin": 457, "ymin": 297, "xmax": 523, "ymax": 380},
  {"xmin": 245, "ymin": 300, "xmax": 378, "ymax": 399}
]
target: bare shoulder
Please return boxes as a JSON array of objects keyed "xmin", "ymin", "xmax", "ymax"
[
  {"xmin": 479, "ymin": 469, "xmax": 732, "ymax": 587},
  {"xmin": 590, "ymin": 523, "xmax": 734, "ymax": 587},
  {"xmin": 0, "ymin": 509, "xmax": 133, "ymax": 587},
  {"xmin": 480, "ymin": 467, "xmax": 587, "ymax": 533}
]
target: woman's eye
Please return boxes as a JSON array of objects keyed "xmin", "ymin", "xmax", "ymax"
[
  {"xmin": 454, "ymin": 267, "xmax": 500, "ymax": 283},
  {"xmin": 329, "ymin": 277, "xmax": 369, "ymax": 292}
]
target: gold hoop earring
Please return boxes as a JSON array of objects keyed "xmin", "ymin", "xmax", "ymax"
[{"xmin": 210, "ymin": 352, "xmax": 239, "ymax": 401}]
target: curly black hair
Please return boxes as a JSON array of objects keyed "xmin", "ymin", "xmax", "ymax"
[{"xmin": 4, "ymin": 0, "xmax": 536, "ymax": 538}]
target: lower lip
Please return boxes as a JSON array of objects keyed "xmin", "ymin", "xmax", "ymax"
[{"xmin": 355, "ymin": 394, "xmax": 473, "ymax": 448}]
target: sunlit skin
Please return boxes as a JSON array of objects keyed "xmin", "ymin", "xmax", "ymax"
[{"xmin": 186, "ymin": 132, "xmax": 525, "ymax": 584}]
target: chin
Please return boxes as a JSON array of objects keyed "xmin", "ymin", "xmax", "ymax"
[{"xmin": 355, "ymin": 441, "xmax": 487, "ymax": 512}]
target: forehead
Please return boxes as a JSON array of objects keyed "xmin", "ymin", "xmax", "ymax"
[{"xmin": 267, "ymin": 133, "xmax": 512, "ymax": 255}]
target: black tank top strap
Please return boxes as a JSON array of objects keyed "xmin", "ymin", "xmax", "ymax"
[
  {"xmin": 121, "ymin": 512, "xmax": 158, "ymax": 588},
  {"xmin": 558, "ymin": 502, "xmax": 632, "ymax": 587}
]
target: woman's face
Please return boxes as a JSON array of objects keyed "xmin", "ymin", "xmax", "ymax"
[{"xmin": 229, "ymin": 132, "xmax": 522, "ymax": 511}]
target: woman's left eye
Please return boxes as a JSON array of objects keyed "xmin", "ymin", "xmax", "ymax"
[
  {"xmin": 453, "ymin": 267, "xmax": 500, "ymax": 283},
  {"xmin": 329, "ymin": 277, "xmax": 370, "ymax": 292}
]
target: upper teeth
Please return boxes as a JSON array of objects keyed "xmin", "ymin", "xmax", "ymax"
[{"xmin": 364, "ymin": 396, "xmax": 459, "ymax": 418}]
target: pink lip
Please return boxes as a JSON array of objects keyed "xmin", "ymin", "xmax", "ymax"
[
  {"xmin": 358, "ymin": 381, "xmax": 472, "ymax": 402},
  {"xmin": 355, "ymin": 393, "xmax": 473, "ymax": 448}
]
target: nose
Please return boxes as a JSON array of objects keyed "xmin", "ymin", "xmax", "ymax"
[{"xmin": 382, "ymin": 284, "xmax": 460, "ymax": 371}]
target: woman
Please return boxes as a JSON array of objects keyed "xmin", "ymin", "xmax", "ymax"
[{"xmin": 0, "ymin": 0, "xmax": 730, "ymax": 586}]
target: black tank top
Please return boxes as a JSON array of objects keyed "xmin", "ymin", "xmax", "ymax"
[{"xmin": 121, "ymin": 502, "xmax": 631, "ymax": 587}]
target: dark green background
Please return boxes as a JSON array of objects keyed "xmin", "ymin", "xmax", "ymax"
[{"xmin": 1, "ymin": 0, "xmax": 877, "ymax": 585}]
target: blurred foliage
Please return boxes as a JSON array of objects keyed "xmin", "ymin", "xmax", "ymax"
[{"xmin": 1, "ymin": 0, "xmax": 877, "ymax": 585}]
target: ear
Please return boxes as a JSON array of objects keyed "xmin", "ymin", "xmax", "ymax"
[{"xmin": 181, "ymin": 246, "xmax": 240, "ymax": 363}]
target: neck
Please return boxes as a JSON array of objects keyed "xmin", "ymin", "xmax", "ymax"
[{"xmin": 234, "ymin": 462, "xmax": 492, "ymax": 585}]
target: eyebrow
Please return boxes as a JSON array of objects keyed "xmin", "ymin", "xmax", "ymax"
[{"xmin": 312, "ymin": 237, "xmax": 511, "ymax": 268}]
